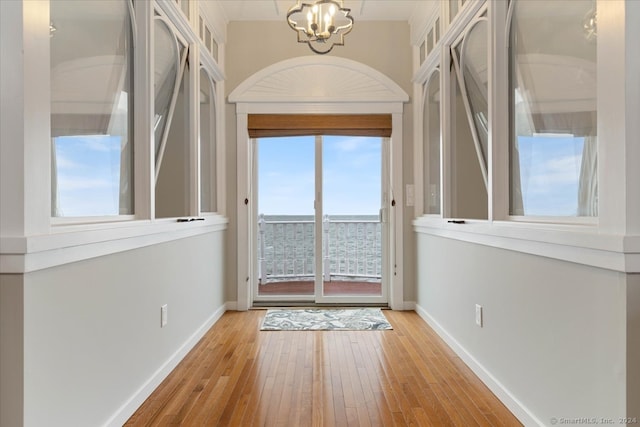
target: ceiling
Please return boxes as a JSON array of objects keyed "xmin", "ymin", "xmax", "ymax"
[{"xmin": 216, "ymin": 0, "xmax": 425, "ymax": 22}]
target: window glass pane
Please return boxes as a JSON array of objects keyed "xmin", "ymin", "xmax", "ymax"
[
  {"xmin": 154, "ymin": 18, "xmax": 180, "ymax": 161},
  {"xmin": 509, "ymin": 0, "xmax": 597, "ymax": 216},
  {"xmin": 459, "ymin": 19, "xmax": 489, "ymax": 171},
  {"xmin": 211, "ymin": 38, "xmax": 219, "ymax": 63},
  {"xmin": 420, "ymin": 41, "xmax": 425, "ymax": 65},
  {"xmin": 50, "ymin": 0, "xmax": 134, "ymax": 217},
  {"xmin": 435, "ymin": 17, "xmax": 440, "ymax": 43},
  {"xmin": 205, "ymin": 26, "xmax": 212, "ymax": 54},
  {"xmin": 180, "ymin": 0, "xmax": 190, "ymax": 19},
  {"xmin": 449, "ymin": 61, "xmax": 488, "ymax": 219},
  {"xmin": 200, "ymin": 68, "xmax": 217, "ymax": 212},
  {"xmin": 449, "ymin": 0, "xmax": 459, "ymax": 23},
  {"xmin": 154, "ymin": 18, "xmax": 191, "ymax": 218},
  {"xmin": 424, "ymin": 70, "xmax": 441, "ymax": 215},
  {"xmin": 427, "ymin": 29, "xmax": 434, "ymax": 55},
  {"xmin": 155, "ymin": 59, "xmax": 190, "ymax": 218}
]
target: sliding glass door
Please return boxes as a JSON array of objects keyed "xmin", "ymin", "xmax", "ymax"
[{"xmin": 253, "ymin": 135, "xmax": 388, "ymax": 305}]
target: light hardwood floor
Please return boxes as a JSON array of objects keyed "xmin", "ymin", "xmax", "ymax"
[{"xmin": 125, "ymin": 310, "xmax": 522, "ymax": 426}]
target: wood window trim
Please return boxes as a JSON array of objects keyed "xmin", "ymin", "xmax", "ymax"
[{"xmin": 247, "ymin": 114, "xmax": 392, "ymax": 138}]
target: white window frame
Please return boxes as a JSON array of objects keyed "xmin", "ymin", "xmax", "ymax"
[
  {"xmin": 0, "ymin": 0, "xmax": 228, "ymax": 275},
  {"xmin": 443, "ymin": 0, "xmax": 471, "ymax": 30},
  {"xmin": 198, "ymin": 63, "xmax": 224, "ymax": 215},
  {"xmin": 441, "ymin": 4, "xmax": 489, "ymax": 221},
  {"xmin": 198, "ymin": 6, "xmax": 222, "ymax": 66},
  {"xmin": 504, "ymin": 0, "xmax": 598, "ymax": 224},
  {"xmin": 49, "ymin": 0, "xmax": 137, "ymax": 224},
  {"xmin": 420, "ymin": 67, "xmax": 442, "ymax": 217},
  {"xmin": 412, "ymin": 0, "xmax": 640, "ymax": 274}
]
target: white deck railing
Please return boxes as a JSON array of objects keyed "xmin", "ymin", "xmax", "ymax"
[{"xmin": 258, "ymin": 214, "xmax": 382, "ymax": 283}]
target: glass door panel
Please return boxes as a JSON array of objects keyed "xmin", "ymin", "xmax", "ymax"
[
  {"xmin": 256, "ymin": 136, "xmax": 316, "ymax": 301},
  {"xmin": 319, "ymin": 136, "xmax": 384, "ymax": 303},
  {"xmin": 254, "ymin": 135, "xmax": 387, "ymax": 305}
]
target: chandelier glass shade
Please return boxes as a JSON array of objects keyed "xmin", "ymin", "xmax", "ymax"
[{"xmin": 287, "ymin": 0, "xmax": 354, "ymax": 54}]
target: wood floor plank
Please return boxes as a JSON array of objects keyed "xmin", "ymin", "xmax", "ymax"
[{"xmin": 125, "ymin": 310, "xmax": 522, "ymax": 427}]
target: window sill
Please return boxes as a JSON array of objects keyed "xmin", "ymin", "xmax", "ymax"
[
  {"xmin": 0, "ymin": 214, "xmax": 228, "ymax": 273},
  {"xmin": 413, "ymin": 216, "xmax": 640, "ymax": 273}
]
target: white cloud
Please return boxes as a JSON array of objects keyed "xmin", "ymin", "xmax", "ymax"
[
  {"xmin": 58, "ymin": 177, "xmax": 115, "ymax": 191},
  {"xmin": 527, "ymin": 154, "xmax": 582, "ymax": 190},
  {"xmin": 55, "ymin": 153, "xmax": 82, "ymax": 170},
  {"xmin": 83, "ymin": 135, "xmax": 120, "ymax": 152},
  {"xmin": 334, "ymin": 137, "xmax": 368, "ymax": 152}
]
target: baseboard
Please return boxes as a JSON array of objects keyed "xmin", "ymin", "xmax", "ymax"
[
  {"xmin": 104, "ymin": 303, "xmax": 227, "ymax": 427},
  {"xmin": 413, "ymin": 303, "xmax": 543, "ymax": 427}
]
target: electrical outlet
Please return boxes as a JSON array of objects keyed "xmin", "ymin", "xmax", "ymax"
[
  {"xmin": 475, "ymin": 304, "xmax": 483, "ymax": 327},
  {"xmin": 161, "ymin": 304, "xmax": 168, "ymax": 328}
]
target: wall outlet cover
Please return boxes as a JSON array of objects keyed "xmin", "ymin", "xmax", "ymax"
[{"xmin": 161, "ymin": 304, "xmax": 168, "ymax": 328}]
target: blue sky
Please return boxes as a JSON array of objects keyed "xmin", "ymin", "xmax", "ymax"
[
  {"xmin": 53, "ymin": 135, "xmax": 123, "ymax": 216},
  {"xmin": 52, "ymin": 133, "xmax": 586, "ymax": 218},
  {"xmin": 257, "ymin": 136, "xmax": 382, "ymax": 216},
  {"xmin": 516, "ymin": 135, "xmax": 585, "ymax": 216}
]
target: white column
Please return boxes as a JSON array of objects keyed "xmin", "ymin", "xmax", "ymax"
[
  {"xmin": 236, "ymin": 110, "xmax": 250, "ymax": 310},
  {"xmin": 598, "ymin": 0, "xmax": 640, "ymax": 235},
  {"xmin": 323, "ymin": 215, "xmax": 331, "ymax": 281},
  {"xmin": 390, "ymin": 111, "xmax": 405, "ymax": 310},
  {"xmin": 258, "ymin": 214, "xmax": 266, "ymax": 284},
  {"xmin": 0, "ymin": 0, "xmax": 51, "ymax": 241}
]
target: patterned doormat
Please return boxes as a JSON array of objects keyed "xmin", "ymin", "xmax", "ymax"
[{"xmin": 260, "ymin": 308, "xmax": 392, "ymax": 331}]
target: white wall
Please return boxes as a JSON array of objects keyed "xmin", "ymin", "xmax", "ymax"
[
  {"xmin": 224, "ymin": 21, "xmax": 417, "ymax": 304},
  {"xmin": 1, "ymin": 231, "xmax": 226, "ymax": 427},
  {"xmin": 416, "ymin": 233, "xmax": 635, "ymax": 425},
  {"xmin": 0, "ymin": 274, "xmax": 25, "ymax": 427}
]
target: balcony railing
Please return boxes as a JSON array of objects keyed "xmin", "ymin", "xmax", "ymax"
[{"xmin": 258, "ymin": 214, "xmax": 382, "ymax": 283}]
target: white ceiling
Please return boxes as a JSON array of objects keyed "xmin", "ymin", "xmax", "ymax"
[{"xmin": 216, "ymin": 0, "xmax": 424, "ymax": 22}]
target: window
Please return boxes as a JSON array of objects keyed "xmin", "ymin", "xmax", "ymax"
[
  {"xmin": 211, "ymin": 38, "xmax": 219, "ymax": 63},
  {"xmin": 50, "ymin": 0, "xmax": 134, "ymax": 217},
  {"xmin": 455, "ymin": 18, "xmax": 489, "ymax": 175},
  {"xmin": 175, "ymin": 0, "xmax": 190, "ymax": 19},
  {"xmin": 154, "ymin": 15, "xmax": 192, "ymax": 218},
  {"xmin": 508, "ymin": 0, "xmax": 597, "ymax": 217},
  {"xmin": 199, "ymin": 67, "xmax": 217, "ymax": 213},
  {"xmin": 205, "ymin": 26, "xmax": 212, "ymax": 54},
  {"xmin": 449, "ymin": 0, "xmax": 459, "ymax": 24},
  {"xmin": 423, "ymin": 69, "xmax": 441, "ymax": 215},
  {"xmin": 447, "ymin": 12, "xmax": 488, "ymax": 220},
  {"xmin": 199, "ymin": 14, "xmax": 219, "ymax": 63}
]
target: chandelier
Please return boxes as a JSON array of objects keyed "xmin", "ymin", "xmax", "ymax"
[
  {"xmin": 287, "ymin": 0, "xmax": 354, "ymax": 55},
  {"xmin": 582, "ymin": 7, "xmax": 597, "ymax": 42}
]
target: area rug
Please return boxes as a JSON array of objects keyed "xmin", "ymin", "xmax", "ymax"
[{"xmin": 260, "ymin": 308, "xmax": 392, "ymax": 331}]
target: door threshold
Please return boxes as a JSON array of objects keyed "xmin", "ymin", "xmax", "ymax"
[{"xmin": 252, "ymin": 301, "xmax": 389, "ymax": 309}]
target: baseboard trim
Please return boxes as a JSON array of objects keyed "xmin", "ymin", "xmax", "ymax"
[
  {"xmin": 414, "ymin": 304, "xmax": 543, "ymax": 427},
  {"xmin": 104, "ymin": 304, "xmax": 227, "ymax": 427}
]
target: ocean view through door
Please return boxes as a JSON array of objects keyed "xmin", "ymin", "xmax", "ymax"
[{"xmin": 254, "ymin": 135, "xmax": 387, "ymax": 305}]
